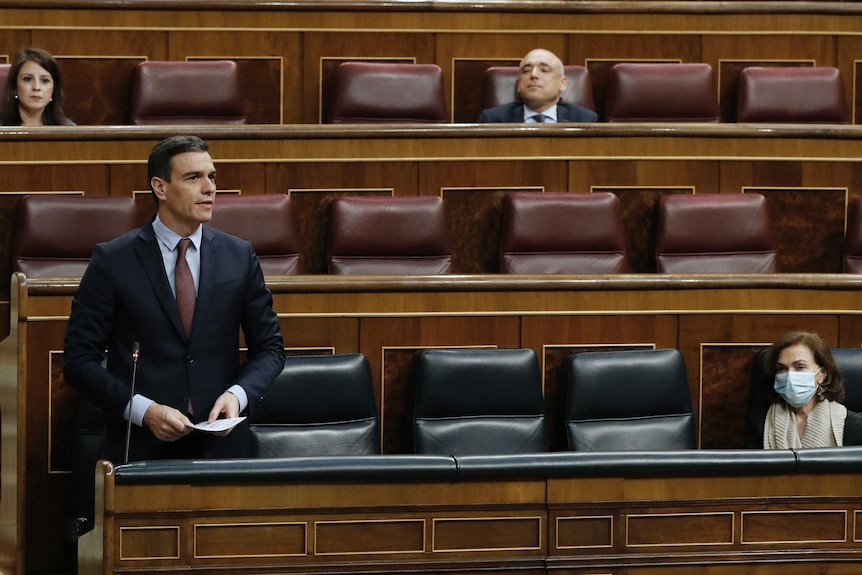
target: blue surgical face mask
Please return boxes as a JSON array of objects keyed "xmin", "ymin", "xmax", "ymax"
[{"xmin": 774, "ymin": 367, "xmax": 821, "ymax": 408}]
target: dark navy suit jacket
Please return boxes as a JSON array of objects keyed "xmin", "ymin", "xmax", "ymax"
[
  {"xmin": 478, "ymin": 101, "xmax": 598, "ymax": 123},
  {"xmin": 64, "ymin": 221, "xmax": 284, "ymax": 462}
]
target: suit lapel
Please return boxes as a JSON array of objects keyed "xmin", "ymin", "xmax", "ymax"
[
  {"xmin": 135, "ymin": 223, "xmax": 188, "ymax": 339},
  {"xmin": 512, "ymin": 104, "xmax": 526, "ymax": 123},
  {"xmin": 556, "ymin": 103, "xmax": 570, "ymax": 122}
]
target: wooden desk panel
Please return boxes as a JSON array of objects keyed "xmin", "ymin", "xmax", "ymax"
[
  {"xmin": 1, "ymin": 124, "xmax": 861, "ymax": 318},
  {"xmin": 78, "ymin": 459, "xmax": 862, "ymax": 575},
  {"xmin": 5, "ymin": 272, "xmax": 862, "ymax": 573}
]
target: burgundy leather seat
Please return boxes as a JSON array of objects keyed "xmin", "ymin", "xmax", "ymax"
[
  {"xmin": 207, "ymin": 194, "xmax": 302, "ymax": 275},
  {"xmin": 130, "ymin": 60, "xmax": 246, "ymax": 125},
  {"xmin": 481, "ymin": 65, "xmax": 595, "ymax": 112},
  {"xmin": 12, "ymin": 194, "xmax": 139, "ymax": 278},
  {"xmin": 327, "ymin": 196, "xmax": 453, "ymax": 274},
  {"xmin": 604, "ymin": 63, "xmax": 720, "ymax": 122},
  {"xmin": 737, "ymin": 66, "xmax": 850, "ymax": 123},
  {"xmin": 656, "ymin": 193, "xmax": 779, "ymax": 273},
  {"xmin": 843, "ymin": 197, "xmax": 862, "ymax": 273},
  {"xmin": 499, "ymin": 192, "xmax": 627, "ymax": 274},
  {"xmin": 328, "ymin": 62, "xmax": 448, "ymax": 123}
]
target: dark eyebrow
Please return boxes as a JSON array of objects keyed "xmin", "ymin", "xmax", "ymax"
[{"xmin": 181, "ymin": 170, "xmax": 215, "ymax": 179}]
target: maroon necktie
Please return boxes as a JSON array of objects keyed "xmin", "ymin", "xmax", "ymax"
[{"xmin": 175, "ymin": 238, "xmax": 195, "ymax": 336}]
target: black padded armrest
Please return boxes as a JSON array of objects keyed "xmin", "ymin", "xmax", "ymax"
[
  {"xmin": 113, "ymin": 448, "xmax": 862, "ymax": 485},
  {"xmin": 454, "ymin": 450, "xmax": 798, "ymax": 479},
  {"xmin": 793, "ymin": 446, "xmax": 862, "ymax": 472},
  {"xmin": 114, "ymin": 455, "xmax": 457, "ymax": 485}
]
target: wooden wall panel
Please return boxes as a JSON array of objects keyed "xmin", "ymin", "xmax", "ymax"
[
  {"xmin": 58, "ymin": 57, "xmax": 146, "ymax": 125},
  {"xmin": 836, "ymin": 36, "xmax": 862, "ymax": 124},
  {"xmin": 25, "ymin": 321, "xmax": 70, "ymax": 572},
  {"xmin": 269, "ymin": 161, "xmax": 419, "ymax": 196},
  {"xmin": 32, "ymin": 29, "xmax": 167, "ymax": 60},
  {"xmin": 423, "ymin": 160, "xmax": 568, "ymax": 196},
  {"xmin": 719, "ymin": 160, "xmax": 861, "ymax": 194},
  {"xmin": 572, "ymin": 160, "xmax": 721, "ymax": 194},
  {"xmin": 0, "ymin": 33, "xmax": 31, "ymax": 62},
  {"xmin": 839, "ymin": 316, "xmax": 862, "ymax": 348},
  {"xmin": 753, "ymin": 187, "xmax": 847, "ymax": 273},
  {"xmin": 279, "ymin": 317, "xmax": 360, "ymax": 354}
]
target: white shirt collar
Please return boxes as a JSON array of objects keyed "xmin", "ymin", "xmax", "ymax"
[
  {"xmin": 525, "ymin": 104, "xmax": 558, "ymax": 123},
  {"xmin": 153, "ymin": 214, "xmax": 202, "ymax": 251}
]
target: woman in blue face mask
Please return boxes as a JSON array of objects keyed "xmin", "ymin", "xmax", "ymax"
[{"xmin": 753, "ymin": 331, "xmax": 862, "ymax": 449}]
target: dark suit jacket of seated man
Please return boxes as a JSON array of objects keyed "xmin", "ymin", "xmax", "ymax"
[
  {"xmin": 63, "ymin": 135, "xmax": 284, "ymax": 463},
  {"xmin": 478, "ymin": 48, "xmax": 598, "ymax": 123},
  {"xmin": 479, "ymin": 101, "xmax": 597, "ymax": 123}
]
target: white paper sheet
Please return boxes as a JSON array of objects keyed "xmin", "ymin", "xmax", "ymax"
[{"xmin": 188, "ymin": 416, "xmax": 246, "ymax": 433}]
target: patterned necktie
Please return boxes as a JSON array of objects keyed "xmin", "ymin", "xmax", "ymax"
[
  {"xmin": 175, "ymin": 238, "xmax": 195, "ymax": 336},
  {"xmin": 533, "ymin": 113, "xmax": 546, "ymax": 123}
]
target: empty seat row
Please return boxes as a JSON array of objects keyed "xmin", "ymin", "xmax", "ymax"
[
  {"xmin": 502, "ymin": 192, "xmax": 778, "ymax": 274},
  {"xmin": 325, "ymin": 61, "xmax": 852, "ymax": 124},
  {"xmin": 250, "ymin": 347, "xmax": 697, "ymax": 458},
  {"xmin": 2, "ymin": 60, "xmax": 847, "ymax": 124},
  {"xmin": 10, "ymin": 193, "xmax": 302, "ymax": 277},
  {"xmin": 253, "ymin": 343, "xmax": 862, "ymax": 457},
  {"xmin": 0, "ymin": 60, "xmax": 245, "ymax": 125},
  {"xmin": 14, "ymin": 192, "xmax": 862, "ymax": 277}
]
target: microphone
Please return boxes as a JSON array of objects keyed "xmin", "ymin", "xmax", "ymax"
[{"xmin": 123, "ymin": 342, "xmax": 140, "ymax": 463}]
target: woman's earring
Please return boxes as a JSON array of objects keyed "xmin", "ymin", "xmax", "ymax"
[
  {"xmin": 817, "ymin": 386, "xmax": 825, "ymax": 400},
  {"xmin": 13, "ymin": 94, "xmax": 18, "ymax": 99}
]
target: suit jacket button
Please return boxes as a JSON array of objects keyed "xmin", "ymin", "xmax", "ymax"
[{"xmin": 187, "ymin": 355, "xmax": 194, "ymax": 364}]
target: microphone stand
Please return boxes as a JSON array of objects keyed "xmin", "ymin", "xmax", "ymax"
[{"xmin": 124, "ymin": 342, "xmax": 140, "ymax": 463}]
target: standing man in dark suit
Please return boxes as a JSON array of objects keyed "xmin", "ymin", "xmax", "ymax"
[
  {"xmin": 64, "ymin": 135, "xmax": 284, "ymax": 463},
  {"xmin": 479, "ymin": 48, "xmax": 598, "ymax": 123}
]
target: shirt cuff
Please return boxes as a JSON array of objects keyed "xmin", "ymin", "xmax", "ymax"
[
  {"xmin": 125, "ymin": 394, "xmax": 155, "ymax": 427},
  {"xmin": 228, "ymin": 384, "xmax": 248, "ymax": 413}
]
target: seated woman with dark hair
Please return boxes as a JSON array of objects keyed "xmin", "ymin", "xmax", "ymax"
[
  {"xmin": 750, "ymin": 331, "xmax": 862, "ymax": 449},
  {"xmin": 2, "ymin": 47, "xmax": 74, "ymax": 126}
]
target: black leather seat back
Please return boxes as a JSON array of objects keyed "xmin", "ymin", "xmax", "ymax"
[
  {"xmin": 411, "ymin": 348, "xmax": 547, "ymax": 455},
  {"xmin": 249, "ymin": 354, "xmax": 380, "ymax": 457},
  {"xmin": 565, "ymin": 348, "xmax": 696, "ymax": 451},
  {"xmin": 830, "ymin": 349, "xmax": 862, "ymax": 412}
]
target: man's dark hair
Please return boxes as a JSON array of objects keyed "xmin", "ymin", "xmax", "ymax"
[{"xmin": 147, "ymin": 135, "xmax": 210, "ymax": 207}]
